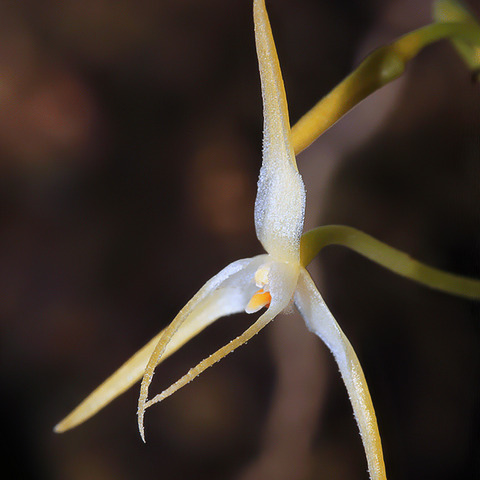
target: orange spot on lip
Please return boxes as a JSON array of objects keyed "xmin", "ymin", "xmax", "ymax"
[{"xmin": 245, "ymin": 288, "xmax": 272, "ymax": 313}]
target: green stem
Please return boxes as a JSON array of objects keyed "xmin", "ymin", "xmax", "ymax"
[
  {"xmin": 300, "ymin": 225, "xmax": 480, "ymax": 300},
  {"xmin": 291, "ymin": 21, "xmax": 480, "ymax": 155},
  {"xmin": 434, "ymin": 0, "xmax": 480, "ymax": 72}
]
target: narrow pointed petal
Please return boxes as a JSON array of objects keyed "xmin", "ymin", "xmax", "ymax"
[
  {"xmin": 253, "ymin": 0, "xmax": 305, "ymax": 262},
  {"xmin": 294, "ymin": 268, "xmax": 387, "ymax": 480},
  {"xmin": 54, "ymin": 328, "xmax": 166, "ymax": 433},
  {"xmin": 55, "ymin": 255, "xmax": 266, "ymax": 434},
  {"xmin": 137, "ymin": 255, "xmax": 268, "ymax": 441},
  {"xmin": 142, "ymin": 259, "xmax": 300, "ymax": 420}
]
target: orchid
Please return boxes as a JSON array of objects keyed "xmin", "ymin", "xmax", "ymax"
[{"xmin": 55, "ymin": 1, "xmax": 480, "ymax": 479}]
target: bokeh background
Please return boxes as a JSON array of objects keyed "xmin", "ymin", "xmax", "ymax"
[{"xmin": 0, "ymin": 0, "xmax": 478, "ymax": 479}]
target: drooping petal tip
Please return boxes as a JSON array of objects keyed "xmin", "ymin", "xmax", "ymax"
[{"xmin": 294, "ymin": 268, "xmax": 387, "ymax": 480}]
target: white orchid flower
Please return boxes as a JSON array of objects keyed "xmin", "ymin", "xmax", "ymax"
[
  {"xmin": 55, "ymin": 2, "xmax": 386, "ymax": 477},
  {"xmin": 55, "ymin": 2, "xmax": 480, "ymax": 479}
]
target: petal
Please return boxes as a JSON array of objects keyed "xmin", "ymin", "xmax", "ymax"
[
  {"xmin": 253, "ymin": 0, "xmax": 305, "ymax": 263},
  {"xmin": 55, "ymin": 255, "xmax": 267, "ymax": 434},
  {"xmin": 294, "ymin": 268, "xmax": 387, "ymax": 480},
  {"xmin": 137, "ymin": 255, "xmax": 268, "ymax": 441},
  {"xmin": 139, "ymin": 258, "xmax": 300, "ymax": 439}
]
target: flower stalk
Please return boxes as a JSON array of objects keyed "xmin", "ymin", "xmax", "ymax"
[
  {"xmin": 301, "ymin": 225, "xmax": 480, "ymax": 300},
  {"xmin": 291, "ymin": 13, "xmax": 480, "ymax": 154}
]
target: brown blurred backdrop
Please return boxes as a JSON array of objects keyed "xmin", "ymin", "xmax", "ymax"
[{"xmin": 0, "ymin": 0, "xmax": 478, "ymax": 479}]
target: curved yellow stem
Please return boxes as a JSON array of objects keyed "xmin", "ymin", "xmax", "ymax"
[
  {"xmin": 291, "ymin": 22, "xmax": 480, "ymax": 155},
  {"xmin": 301, "ymin": 225, "xmax": 480, "ymax": 300},
  {"xmin": 434, "ymin": 0, "xmax": 480, "ymax": 72}
]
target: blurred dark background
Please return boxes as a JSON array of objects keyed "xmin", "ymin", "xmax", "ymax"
[{"xmin": 0, "ymin": 0, "xmax": 478, "ymax": 479}]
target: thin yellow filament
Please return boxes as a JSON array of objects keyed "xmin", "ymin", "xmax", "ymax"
[{"xmin": 139, "ymin": 310, "xmax": 277, "ymax": 440}]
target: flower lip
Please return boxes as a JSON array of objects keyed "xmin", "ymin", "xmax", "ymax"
[
  {"xmin": 245, "ymin": 259, "xmax": 300, "ymax": 315},
  {"xmin": 245, "ymin": 288, "xmax": 272, "ymax": 313},
  {"xmin": 245, "ymin": 262, "xmax": 273, "ymax": 314}
]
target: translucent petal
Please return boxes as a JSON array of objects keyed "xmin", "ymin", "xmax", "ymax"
[
  {"xmin": 55, "ymin": 255, "xmax": 267, "ymax": 434},
  {"xmin": 137, "ymin": 255, "xmax": 268, "ymax": 441},
  {"xmin": 253, "ymin": 0, "xmax": 305, "ymax": 262},
  {"xmin": 139, "ymin": 259, "xmax": 300, "ymax": 440},
  {"xmin": 294, "ymin": 268, "xmax": 387, "ymax": 480}
]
